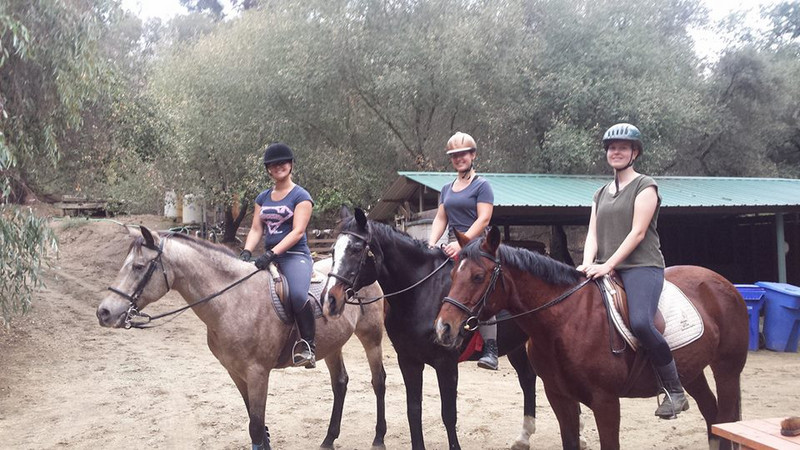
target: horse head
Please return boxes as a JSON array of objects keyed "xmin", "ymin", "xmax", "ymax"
[
  {"xmin": 96, "ymin": 226, "xmax": 172, "ymax": 328},
  {"xmin": 434, "ymin": 226, "xmax": 505, "ymax": 348},
  {"xmin": 322, "ymin": 206, "xmax": 383, "ymax": 317}
]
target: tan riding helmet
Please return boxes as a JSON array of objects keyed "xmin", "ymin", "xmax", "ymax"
[{"xmin": 445, "ymin": 132, "xmax": 477, "ymax": 155}]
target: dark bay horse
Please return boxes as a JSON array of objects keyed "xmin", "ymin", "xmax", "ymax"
[
  {"xmin": 96, "ymin": 227, "xmax": 387, "ymax": 450},
  {"xmin": 320, "ymin": 208, "xmax": 543, "ymax": 450},
  {"xmin": 434, "ymin": 227, "xmax": 749, "ymax": 450}
]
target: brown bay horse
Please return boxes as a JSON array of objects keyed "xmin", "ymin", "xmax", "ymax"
[
  {"xmin": 96, "ymin": 227, "xmax": 387, "ymax": 450},
  {"xmin": 433, "ymin": 227, "xmax": 749, "ymax": 450}
]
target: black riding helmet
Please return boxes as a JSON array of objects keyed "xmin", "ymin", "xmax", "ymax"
[{"xmin": 263, "ymin": 142, "xmax": 294, "ymax": 166}]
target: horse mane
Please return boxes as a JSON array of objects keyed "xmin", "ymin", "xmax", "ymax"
[
  {"xmin": 339, "ymin": 216, "xmax": 439, "ymax": 256},
  {"xmin": 130, "ymin": 232, "xmax": 237, "ymax": 258},
  {"xmin": 461, "ymin": 238, "xmax": 582, "ymax": 286},
  {"xmin": 165, "ymin": 232, "xmax": 238, "ymax": 257}
]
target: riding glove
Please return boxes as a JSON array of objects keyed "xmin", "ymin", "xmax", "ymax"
[
  {"xmin": 239, "ymin": 249, "xmax": 252, "ymax": 261},
  {"xmin": 254, "ymin": 250, "xmax": 276, "ymax": 270}
]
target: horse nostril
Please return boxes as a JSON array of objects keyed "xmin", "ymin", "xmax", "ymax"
[
  {"xmin": 97, "ymin": 307, "xmax": 109, "ymax": 323},
  {"xmin": 328, "ymin": 295, "xmax": 337, "ymax": 314}
]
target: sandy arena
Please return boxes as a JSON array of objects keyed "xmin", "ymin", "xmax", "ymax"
[{"xmin": 0, "ymin": 216, "xmax": 797, "ymax": 449}]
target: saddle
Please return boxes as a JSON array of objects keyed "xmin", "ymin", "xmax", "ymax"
[
  {"xmin": 598, "ymin": 274, "xmax": 704, "ymax": 351},
  {"xmin": 267, "ymin": 263, "xmax": 325, "ymax": 325}
]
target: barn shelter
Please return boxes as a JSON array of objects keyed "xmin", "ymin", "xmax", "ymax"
[{"xmin": 368, "ymin": 172, "xmax": 800, "ymax": 285}]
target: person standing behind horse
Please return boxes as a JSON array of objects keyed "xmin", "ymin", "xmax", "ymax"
[
  {"xmin": 576, "ymin": 123, "xmax": 689, "ymax": 419},
  {"xmin": 428, "ymin": 131, "xmax": 499, "ymax": 370},
  {"xmin": 240, "ymin": 142, "xmax": 317, "ymax": 368}
]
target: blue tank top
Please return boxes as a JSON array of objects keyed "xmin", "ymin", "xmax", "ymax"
[
  {"xmin": 255, "ymin": 185, "xmax": 314, "ymax": 253},
  {"xmin": 439, "ymin": 176, "xmax": 494, "ymax": 232}
]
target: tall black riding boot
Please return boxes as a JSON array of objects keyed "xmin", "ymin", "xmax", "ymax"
[
  {"xmin": 293, "ymin": 303, "xmax": 316, "ymax": 369},
  {"xmin": 654, "ymin": 360, "xmax": 689, "ymax": 419},
  {"xmin": 477, "ymin": 339, "xmax": 499, "ymax": 370}
]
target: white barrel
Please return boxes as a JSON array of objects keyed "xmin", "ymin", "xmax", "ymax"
[
  {"xmin": 182, "ymin": 194, "xmax": 203, "ymax": 224},
  {"xmin": 164, "ymin": 190, "xmax": 178, "ymax": 218}
]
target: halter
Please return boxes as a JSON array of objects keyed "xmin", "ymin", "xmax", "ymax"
[
  {"xmin": 442, "ymin": 250, "xmax": 592, "ymax": 330},
  {"xmin": 107, "ymin": 235, "xmax": 171, "ymax": 329},
  {"xmin": 442, "ymin": 251, "xmax": 502, "ymax": 331}
]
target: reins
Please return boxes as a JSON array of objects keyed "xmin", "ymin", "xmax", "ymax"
[
  {"xmin": 107, "ymin": 234, "xmax": 262, "ymax": 329},
  {"xmin": 330, "ymin": 227, "xmax": 451, "ymax": 306},
  {"xmin": 345, "ymin": 257, "xmax": 451, "ymax": 305},
  {"xmin": 477, "ymin": 278, "xmax": 591, "ymax": 326}
]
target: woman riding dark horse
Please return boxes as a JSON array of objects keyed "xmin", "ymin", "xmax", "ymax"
[
  {"xmin": 322, "ymin": 207, "xmax": 553, "ymax": 450},
  {"xmin": 428, "ymin": 131, "xmax": 499, "ymax": 370}
]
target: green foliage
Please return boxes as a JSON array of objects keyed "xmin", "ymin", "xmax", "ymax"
[{"xmin": 0, "ymin": 206, "xmax": 57, "ymax": 324}]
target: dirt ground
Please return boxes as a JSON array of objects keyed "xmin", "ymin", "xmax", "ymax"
[{"xmin": 0, "ymin": 216, "xmax": 798, "ymax": 449}]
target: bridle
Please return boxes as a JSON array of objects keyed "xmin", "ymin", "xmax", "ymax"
[
  {"xmin": 107, "ymin": 233, "xmax": 261, "ymax": 329},
  {"xmin": 327, "ymin": 226, "xmax": 450, "ymax": 306},
  {"xmin": 326, "ymin": 227, "xmax": 378, "ymax": 302},
  {"xmin": 442, "ymin": 251, "xmax": 502, "ymax": 331},
  {"xmin": 107, "ymin": 236, "xmax": 171, "ymax": 329},
  {"xmin": 442, "ymin": 250, "xmax": 591, "ymax": 331}
]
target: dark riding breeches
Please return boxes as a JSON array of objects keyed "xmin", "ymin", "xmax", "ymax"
[
  {"xmin": 618, "ymin": 266, "xmax": 671, "ymax": 366},
  {"xmin": 275, "ymin": 251, "xmax": 313, "ymax": 315}
]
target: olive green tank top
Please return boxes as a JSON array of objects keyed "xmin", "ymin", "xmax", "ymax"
[{"xmin": 592, "ymin": 175, "xmax": 665, "ymax": 269}]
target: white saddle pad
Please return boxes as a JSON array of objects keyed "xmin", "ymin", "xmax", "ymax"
[{"xmin": 603, "ymin": 278, "xmax": 704, "ymax": 351}]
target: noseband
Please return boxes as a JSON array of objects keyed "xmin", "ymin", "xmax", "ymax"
[
  {"xmin": 442, "ymin": 251, "xmax": 502, "ymax": 332},
  {"xmin": 327, "ymin": 228, "xmax": 377, "ymax": 301},
  {"xmin": 107, "ymin": 236, "xmax": 171, "ymax": 328}
]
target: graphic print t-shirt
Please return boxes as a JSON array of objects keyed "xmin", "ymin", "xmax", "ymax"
[{"xmin": 255, "ymin": 185, "xmax": 314, "ymax": 252}]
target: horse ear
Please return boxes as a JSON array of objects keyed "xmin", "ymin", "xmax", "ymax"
[
  {"xmin": 339, "ymin": 205, "xmax": 352, "ymax": 221},
  {"xmin": 140, "ymin": 226, "xmax": 158, "ymax": 250},
  {"xmin": 454, "ymin": 229, "xmax": 471, "ymax": 248},
  {"xmin": 354, "ymin": 208, "xmax": 368, "ymax": 230},
  {"xmin": 486, "ymin": 226, "xmax": 501, "ymax": 254}
]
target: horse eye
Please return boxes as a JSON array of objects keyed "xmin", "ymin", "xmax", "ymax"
[
  {"xmin": 132, "ymin": 263, "xmax": 145, "ymax": 271},
  {"xmin": 472, "ymin": 273, "xmax": 485, "ymax": 283}
]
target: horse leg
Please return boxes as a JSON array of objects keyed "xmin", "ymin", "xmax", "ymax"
[
  {"xmin": 683, "ymin": 373, "xmax": 721, "ymax": 448},
  {"xmin": 542, "ymin": 384, "xmax": 583, "ymax": 450},
  {"xmin": 244, "ymin": 371, "xmax": 271, "ymax": 450},
  {"xmin": 434, "ymin": 363, "xmax": 461, "ymax": 450},
  {"xmin": 710, "ymin": 368, "xmax": 743, "ymax": 450},
  {"xmin": 507, "ymin": 346, "xmax": 536, "ymax": 450},
  {"xmin": 321, "ymin": 349, "xmax": 348, "ymax": 449},
  {"xmin": 228, "ymin": 370, "xmax": 272, "ymax": 450},
  {"xmin": 588, "ymin": 395, "xmax": 621, "ymax": 450},
  {"xmin": 397, "ymin": 352, "xmax": 426, "ymax": 450},
  {"xmin": 354, "ymin": 324, "xmax": 387, "ymax": 449}
]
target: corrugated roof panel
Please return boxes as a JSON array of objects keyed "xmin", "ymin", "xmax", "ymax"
[{"xmin": 396, "ymin": 172, "xmax": 800, "ymax": 208}]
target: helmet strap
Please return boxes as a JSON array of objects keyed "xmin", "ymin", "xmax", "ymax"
[{"xmin": 458, "ymin": 165, "xmax": 474, "ymax": 180}]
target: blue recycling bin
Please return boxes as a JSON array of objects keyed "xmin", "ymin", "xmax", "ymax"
[
  {"xmin": 734, "ymin": 284, "xmax": 766, "ymax": 351},
  {"xmin": 755, "ymin": 282, "xmax": 800, "ymax": 352}
]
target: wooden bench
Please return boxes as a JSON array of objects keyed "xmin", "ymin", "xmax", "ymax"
[{"xmin": 712, "ymin": 418, "xmax": 800, "ymax": 450}]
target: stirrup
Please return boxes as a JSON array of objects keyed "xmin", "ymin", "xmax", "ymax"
[
  {"xmin": 655, "ymin": 388, "xmax": 689, "ymax": 419},
  {"xmin": 292, "ymin": 339, "xmax": 315, "ymax": 369}
]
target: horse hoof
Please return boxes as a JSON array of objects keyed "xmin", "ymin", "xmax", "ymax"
[
  {"xmin": 511, "ymin": 440, "xmax": 530, "ymax": 450},
  {"xmin": 371, "ymin": 444, "xmax": 387, "ymax": 450}
]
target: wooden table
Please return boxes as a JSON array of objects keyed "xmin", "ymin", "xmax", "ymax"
[{"xmin": 712, "ymin": 418, "xmax": 800, "ymax": 450}]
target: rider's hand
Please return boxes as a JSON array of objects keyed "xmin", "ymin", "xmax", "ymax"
[
  {"xmin": 579, "ymin": 262, "xmax": 612, "ymax": 280},
  {"xmin": 239, "ymin": 249, "xmax": 252, "ymax": 262},
  {"xmin": 443, "ymin": 241, "xmax": 461, "ymax": 259},
  {"xmin": 254, "ymin": 250, "xmax": 276, "ymax": 270}
]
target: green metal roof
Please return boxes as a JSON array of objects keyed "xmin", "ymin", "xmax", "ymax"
[{"xmin": 397, "ymin": 172, "xmax": 800, "ymax": 208}]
